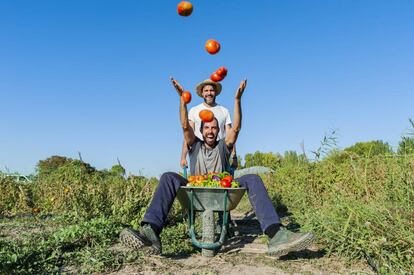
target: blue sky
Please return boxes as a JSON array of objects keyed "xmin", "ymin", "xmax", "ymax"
[{"xmin": 1, "ymin": 0, "xmax": 413, "ymax": 177}]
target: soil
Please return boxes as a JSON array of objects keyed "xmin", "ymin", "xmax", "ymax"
[{"xmin": 111, "ymin": 213, "xmax": 374, "ymax": 275}]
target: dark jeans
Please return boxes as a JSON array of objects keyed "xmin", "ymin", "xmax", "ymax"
[{"xmin": 142, "ymin": 172, "xmax": 281, "ymax": 233}]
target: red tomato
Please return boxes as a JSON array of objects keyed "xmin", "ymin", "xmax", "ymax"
[
  {"xmin": 199, "ymin": 109, "xmax": 214, "ymax": 122},
  {"xmin": 182, "ymin": 91, "xmax": 192, "ymax": 104},
  {"xmin": 223, "ymin": 175, "xmax": 233, "ymax": 183},
  {"xmin": 216, "ymin": 67, "xmax": 227, "ymax": 77},
  {"xmin": 220, "ymin": 179, "xmax": 231, "ymax": 188},
  {"xmin": 210, "ymin": 72, "xmax": 224, "ymax": 82},
  {"xmin": 177, "ymin": 1, "xmax": 193, "ymax": 16},
  {"xmin": 205, "ymin": 39, "xmax": 221, "ymax": 55}
]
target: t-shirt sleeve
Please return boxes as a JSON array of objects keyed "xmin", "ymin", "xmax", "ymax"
[
  {"xmin": 188, "ymin": 138, "xmax": 202, "ymax": 153},
  {"xmin": 188, "ymin": 107, "xmax": 195, "ymax": 121},
  {"xmin": 220, "ymin": 138, "xmax": 231, "ymax": 157},
  {"xmin": 225, "ymin": 109, "xmax": 232, "ymax": 125}
]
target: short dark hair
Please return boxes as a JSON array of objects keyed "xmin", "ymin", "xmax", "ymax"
[{"xmin": 200, "ymin": 117, "xmax": 219, "ymax": 133}]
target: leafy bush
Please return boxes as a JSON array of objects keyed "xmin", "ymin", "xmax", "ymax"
[
  {"xmin": 397, "ymin": 137, "xmax": 414, "ymax": 155},
  {"xmin": 0, "ymin": 174, "xmax": 32, "ymax": 216},
  {"xmin": 31, "ymin": 159, "xmax": 157, "ymax": 225},
  {"xmin": 37, "ymin": 155, "xmax": 96, "ymax": 176},
  {"xmin": 344, "ymin": 140, "xmax": 393, "ymax": 157},
  {"xmin": 243, "ymin": 151, "xmax": 282, "ymax": 169},
  {"xmin": 110, "ymin": 164, "xmax": 126, "ymax": 177}
]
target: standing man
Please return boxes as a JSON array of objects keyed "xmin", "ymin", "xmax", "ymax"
[
  {"xmin": 172, "ymin": 78, "xmax": 238, "ymax": 172},
  {"xmin": 120, "ymin": 78, "xmax": 315, "ymax": 257}
]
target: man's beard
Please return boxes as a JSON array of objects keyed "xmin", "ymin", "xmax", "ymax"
[
  {"xmin": 204, "ymin": 97, "xmax": 215, "ymax": 105},
  {"xmin": 203, "ymin": 134, "xmax": 217, "ymax": 146}
]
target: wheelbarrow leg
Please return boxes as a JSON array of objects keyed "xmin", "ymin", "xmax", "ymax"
[{"xmin": 202, "ymin": 209, "xmax": 215, "ymax": 257}]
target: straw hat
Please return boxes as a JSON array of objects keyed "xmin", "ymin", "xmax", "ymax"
[{"xmin": 195, "ymin": 79, "xmax": 222, "ymax": 97}]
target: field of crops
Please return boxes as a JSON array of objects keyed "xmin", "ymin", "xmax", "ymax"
[{"xmin": 1, "ymin": 142, "xmax": 413, "ymax": 274}]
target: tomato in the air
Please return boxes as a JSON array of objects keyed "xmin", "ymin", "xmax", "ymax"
[
  {"xmin": 205, "ymin": 39, "xmax": 221, "ymax": 55},
  {"xmin": 210, "ymin": 72, "xmax": 224, "ymax": 82},
  {"xmin": 199, "ymin": 109, "xmax": 214, "ymax": 122},
  {"xmin": 182, "ymin": 91, "xmax": 192, "ymax": 104},
  {"xmin": 177, "ymin": 1, "xmax": 193, "ymax": 16},
  {"xmin": 216, "ymin": 67, "xmax": 227, "ymax": 77},
  {"xmin": 220, "ymin": 179, "xmax": 231, "ymax": 188}
]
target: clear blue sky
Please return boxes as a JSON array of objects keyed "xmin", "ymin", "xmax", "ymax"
[{"xmin": 1, "ymin": 0, "xmax": 413, "ymax": 177}]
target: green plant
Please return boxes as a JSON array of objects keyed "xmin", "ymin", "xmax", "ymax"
[
  {"xmin": 266, "ymin": 154, "xmax": 414, "ymax": 273},
  {"xmin": 344, "ymin": 140, "xmax": 393, "ymax": 158},
  {"xmin": 243, "ymin": 151, "xmax": 282, "ymax": 170},
  {"xmin": 0, "ymin": 175, "xmax": 32, "ymax": 216}
]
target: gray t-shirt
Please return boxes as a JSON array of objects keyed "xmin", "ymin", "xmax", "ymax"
[{"xmin": 189, "ymin": 138, "xmax": 231, "ymax": 175}]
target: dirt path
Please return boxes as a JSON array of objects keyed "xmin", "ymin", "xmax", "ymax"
[{"xmin": 112, "ymin": 246, "xmax": 373, "ymax": 275}]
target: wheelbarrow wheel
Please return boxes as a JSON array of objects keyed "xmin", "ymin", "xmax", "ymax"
[{"xmin": 202, "ymin": 209, "xmax": 215, "ymax": 257}]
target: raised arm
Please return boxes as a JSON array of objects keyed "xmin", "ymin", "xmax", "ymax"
[
  {"xmin": 226, "ymin": 79, "xmax": 247, "ymax": 149},
  {"xmin": 171, "ymin": 77, "xmax": 196, "ymax": 147},
  {"xmin": 180, "ymin": 120, "xmax": 195, "ymax": 167}
]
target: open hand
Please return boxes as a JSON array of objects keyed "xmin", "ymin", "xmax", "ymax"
[
  {"xmin": 235, "ymin": 79, "xmax": 247, "ymax": 99},
  {"xmin": 170, "ymin": 77, "xmax": 184, "ymax": 96}
]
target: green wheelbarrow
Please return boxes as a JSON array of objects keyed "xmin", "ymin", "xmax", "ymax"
[{"xmin": 177, "ymin": 168, "xmax": 246, "ymax": 257}]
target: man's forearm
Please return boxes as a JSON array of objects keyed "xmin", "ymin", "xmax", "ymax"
[
  {"xmin": 180, "ymin": 98, "xmax": 196, "ymax": 145},
  {"xmin": 180, "ymin": 99, "xmax": 191, "ymax": 130},
  {"xmin": 232, "ymin": 98, "xmax": 242, "ymax": 133},
  {"xmin": 181, "ymin": 140, "xmax": 189, "ymax": 159}
]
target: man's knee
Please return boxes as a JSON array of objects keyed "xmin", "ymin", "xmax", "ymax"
[
  {"xmin": 160, "ymin": 171, "xmax": 177, "ymax": 180},
  {"xmin": 159, "ymin": 172, "xmax": 183, "ymax": 188},
  {"xmin": 238, "ymin": 174, "xmax": 262, "ymax": 185}
]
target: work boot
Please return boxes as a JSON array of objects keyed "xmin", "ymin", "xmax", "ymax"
[
  {"xmin": 119, "ymin": 224, "xmax": 162, "ymax": 255},
  {"xmin": 267, "ymin": 227, "xmax": 314, "ymax": 257}
]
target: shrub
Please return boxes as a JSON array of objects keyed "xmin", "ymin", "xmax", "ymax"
[
  {"xmin": 243, "ymin": 151, "xmax": 282, "ymax": 169},
  {"xmin": 344, "ymin": 140, "xmax": 393, "ymax": 157},
  {"xmin": 37, "ymin": 156, "xmax": 96, "ymax": 176},
  {"xmin": 30, "ymin": 157, "xmax": 157, "ymax": 224},
  {"xmin": 397, "ymin": 137, "xmax": 414, "ymax": 155},
  {"xmin": 0, "ymin": 173, "xmax": 32, "ymax": 216}
]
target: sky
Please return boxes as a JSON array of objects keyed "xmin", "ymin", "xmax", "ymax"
[{"xmin": 1, "ymin": 0, "xmax": 413, "ymax": 177}]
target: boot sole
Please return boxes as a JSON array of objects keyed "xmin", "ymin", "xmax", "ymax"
[
  {"xmin": 267, "ymin": 232, "xmax": 315, "ymax": 258},
  {"xmin": 119, "ymin": 228, "xmax": 150, "ymax": 250}
]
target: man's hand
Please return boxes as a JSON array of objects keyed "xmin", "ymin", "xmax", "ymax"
[
  {"xmin": 180, "ymin": 158, "xmax": 188, "ymax": 168},
  {"xmin": 235, "ymin": 78, "xmax": 247, "ymax": 100},
  {"xmin": 170, "ymin": 77, "xmax": 184, "ymax": 96}
]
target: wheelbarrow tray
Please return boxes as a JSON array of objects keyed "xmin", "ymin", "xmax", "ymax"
[{"xmin": 177, "ymin": 186, "xmax": 246, "ymax": 212}]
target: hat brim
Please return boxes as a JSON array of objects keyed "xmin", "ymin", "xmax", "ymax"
[{"xmin": 196, "ymin": 79, "xmax": 222, "ymax": 97}]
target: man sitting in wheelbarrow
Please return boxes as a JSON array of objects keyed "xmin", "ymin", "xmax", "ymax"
[{"xmin": 120, "ymin": 78, "xmax": 314, "ymax": 257}]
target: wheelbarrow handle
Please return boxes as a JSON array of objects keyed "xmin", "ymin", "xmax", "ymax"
[{"xmin": 183, "ymin": 166, "xmax": 188, "ymax": 179}]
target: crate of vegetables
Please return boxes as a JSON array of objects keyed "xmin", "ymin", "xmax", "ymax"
[{"xmin": 177, "ymin": 172, "xmax": 246, "ymax": 212}]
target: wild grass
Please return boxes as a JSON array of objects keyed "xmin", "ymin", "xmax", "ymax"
[{"xmin": 266, "ymin": 154, "xmax": 414, "ymax": 274}]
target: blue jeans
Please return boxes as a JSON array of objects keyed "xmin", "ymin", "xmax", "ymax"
[{"xmin": 142, "ymin": 172, "xmax": 281, "ymax": 233}]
